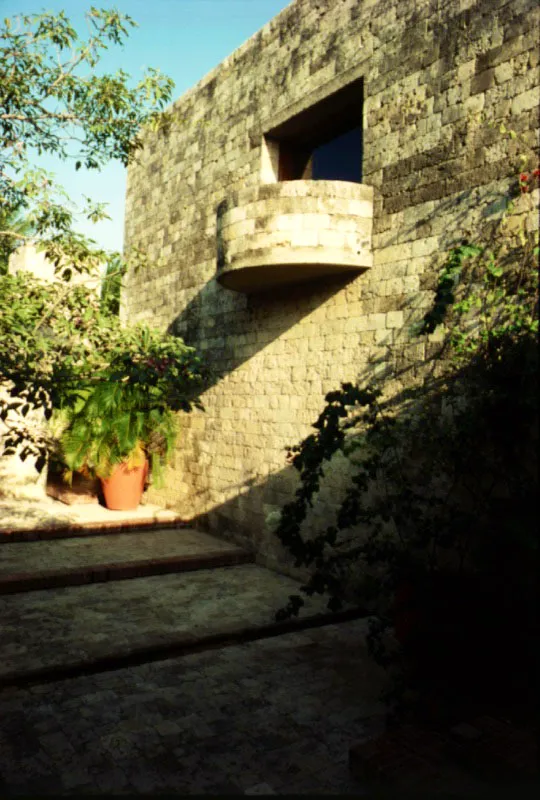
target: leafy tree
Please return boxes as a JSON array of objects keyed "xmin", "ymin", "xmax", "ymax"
[
  {"xmin": 0, "ymin": 7, "xmax": 173, "ymax": 276},
  {"xmin": 0, "ymin": 207, "xmax": 34, "ymax": 274},
  {"xmin": 0, "ymin": 8, "xmax": 183, "ymax": 470}
]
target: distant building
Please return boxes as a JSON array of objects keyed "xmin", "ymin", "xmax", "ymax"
[{"xmin": 8, "ymin": 242, "xmax": 102, "ymax": 293}]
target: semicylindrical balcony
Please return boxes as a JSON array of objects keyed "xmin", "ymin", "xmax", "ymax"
[{"xmin": 216, "ymin": 180, "xmax": 373, "ymax": 293}]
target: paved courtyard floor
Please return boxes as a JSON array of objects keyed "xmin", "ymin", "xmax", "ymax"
[
  {"xmin": 0, "ymin": 508, "xmax": 535, "ymax": 795},
  {"xmin": 0, "ymin": 619, "xmax": 389, "ymax": 795}
]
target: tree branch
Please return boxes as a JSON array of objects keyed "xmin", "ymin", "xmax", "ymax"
[{"xmin": 0, "ymin": 231, "xmax": 28, "ymax": 239}]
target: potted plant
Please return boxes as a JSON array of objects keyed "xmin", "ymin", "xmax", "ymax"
[{"xmin": 60, "ymin": 326, "xmax": 204, "ymax": 510}]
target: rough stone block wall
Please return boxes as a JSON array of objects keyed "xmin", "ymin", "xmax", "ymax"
[{"xmin": 124, "ymin": 0, "xmax": 539, "ymax": 573}]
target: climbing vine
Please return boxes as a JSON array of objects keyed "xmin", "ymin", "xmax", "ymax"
[{"xmin": 273, "ymin": 138, "xmax": 539, "ymax": 720}]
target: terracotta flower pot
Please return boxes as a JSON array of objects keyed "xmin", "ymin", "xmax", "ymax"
[{"xmin": 100, "ymin": 460, "xmax": 148, "ymax": 511}]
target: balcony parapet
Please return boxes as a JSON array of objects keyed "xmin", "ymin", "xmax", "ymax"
[{"xmin": 216, "ymin": 180, "xmax": 373, "ymax": 292}]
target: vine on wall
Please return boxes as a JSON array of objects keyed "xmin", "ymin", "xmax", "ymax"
[{"xmin": 273, "ymin": 136, "xmax": 539, "ymax": 720}]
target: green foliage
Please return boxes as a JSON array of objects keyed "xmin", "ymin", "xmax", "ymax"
[
  {"xmin": 1, "ymin": 7, "xmax": 173, "ymax": 275},
  {"xmin": 274, "ymin": 145, "xmax": 539, "ymax": 720},
  {"xmin": 0, "ymin": 269, "xmax": 205, "ymax": 479},
  {"xmin": 100, "ymin": 255, "xmax": 125, "ymax": 316},
  {"xmin": 0, "ymin": 7, "xmax": 187, "ymax": 478},
  {"xmin": 419, "ymin": 196, "xmax": 538, "ymax": 360},
  {"xmin": 0, "ymin": 271, "xmax": 107, "ymax": 412},
  {"xmin": 0, "ymin": 207, "xmax": 34, "ymax": 274},
  {"xmin": 60, "ymin": 326, "xmax": 204, "ymax": 481},
  {"xmin": 418, "ymin": 243, "xmax": 482, "ymax": 335}
]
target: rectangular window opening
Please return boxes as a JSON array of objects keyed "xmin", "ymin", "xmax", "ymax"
[{"xmin": 264, "ymin": 77, "xmax": 364, "ymax": 184}]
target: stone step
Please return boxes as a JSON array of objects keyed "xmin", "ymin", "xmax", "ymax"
[
  {"xmin": 0, "ymin": 498, "xmax": 186, "ymax": 540},
  {"xmin": 0, "ymin": 527, "xmax": 253, "ymax": 594},
  {"xmin": 0, "ymin": 562, "xmax": 363, "ymax": 689}
]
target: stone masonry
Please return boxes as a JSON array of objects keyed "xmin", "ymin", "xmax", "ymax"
[{"xmin": 124, "ymin": 0, "xmax": 539, "ymax": 573}]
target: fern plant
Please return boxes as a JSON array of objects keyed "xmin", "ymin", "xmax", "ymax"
[
  {"xmin": 61, "ymin": 383, "xmax": 173, "ymax": 481},
  {"xmin": 59, "ymin": 325, "xmax": 204, "ymax": 485}
]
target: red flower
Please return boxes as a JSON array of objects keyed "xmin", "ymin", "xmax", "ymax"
[
  {"xmin": 519, "ymin": 172, "xmax": 530, "ymax": 193},
  {"xmin": 533, "ymin": 168, "xmax": 540, "ymax": 178}
]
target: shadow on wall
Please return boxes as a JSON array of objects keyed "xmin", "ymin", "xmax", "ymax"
[
  {"xmin": 183, "ymin": 321, "xmax": 538, "ymax": 705},
  {"xmin": 167, "ymin": 270, "xmax": 362, "ymax": 391},
  {"xmin": 158, "ymin": 162, "xmax": 530, "ymax": 561},
  {"xmin": 379, "ymin": 182, "xmax": 517, "ymax": 254},
  {"xmin": 166, "ymin": 180, "xmax": 514, "ymax": 392},
  {"xmin": 179, "ymin": 341, "xmax": 453, "ymax": 577}
]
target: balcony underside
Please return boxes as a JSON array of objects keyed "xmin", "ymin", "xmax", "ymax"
[
  {"xmin": 216, "ymin": 180, "xmax": 373, "ymax": 294},
  {"xmin": 218, "ymin": 251, "xmax": 369, "ymax": 293}
]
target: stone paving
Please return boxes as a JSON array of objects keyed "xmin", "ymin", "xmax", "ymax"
[
  {"xmin": 0, "ymin": 619, "xmax": 389, "ymax": 795},
  {"xmin": 0, "ymin": 563, "xmax": 334, "ymax": 684},
  {"xmin": 0, "ymin": 518, "xmax": 535, "ymax": 795},
  {"xmin": 0, "ymin": 528, "xmax": 242, "ymax": 576}
]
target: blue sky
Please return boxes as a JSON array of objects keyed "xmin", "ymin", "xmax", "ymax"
[{"xmin": 2, "ymin": 0, "xmax": 291, "ymax": 251}]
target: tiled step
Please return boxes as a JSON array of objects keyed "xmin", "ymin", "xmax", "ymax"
[
  {"xmin": 0, "ymin": 562, "xmax": 364, "ymax": 689},
  {"xmin": 0, "ymin": 528, "xmax": 253, "ymax": 594}
]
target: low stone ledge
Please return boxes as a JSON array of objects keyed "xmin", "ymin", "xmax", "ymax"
[
  {"xmin": 46, "ymin": 475, "xmax": 100, "ymax": 505},
  {"xmin": 0, "ymin": 549, "xmax": 253, "ymax": 595}
]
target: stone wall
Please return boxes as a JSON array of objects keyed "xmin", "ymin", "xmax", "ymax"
[{"xmin": 124, "ymin": 0, "xmax": 539, "ymax": 573}]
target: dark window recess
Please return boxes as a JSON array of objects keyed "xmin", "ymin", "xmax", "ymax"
[
  {"xmin": 278, "ymin": 144, "xmax": 311, "ymax": 182},
  {"xmin": 312, "ymin": 126, "xmax": 362, "ymax": 182},
  {"xmin": 267, "ymin": 76, "xmax": 363, "ymax": 183}
]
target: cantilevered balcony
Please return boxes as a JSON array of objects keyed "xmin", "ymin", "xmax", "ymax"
[{"xmin": 216, "ymin": 181, "xmax": 373, "ymax": 292}]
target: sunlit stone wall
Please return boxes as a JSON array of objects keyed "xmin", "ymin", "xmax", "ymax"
[{"xmin": 124, "ymin": 0, "xmax": 539, "ymax": 573}]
